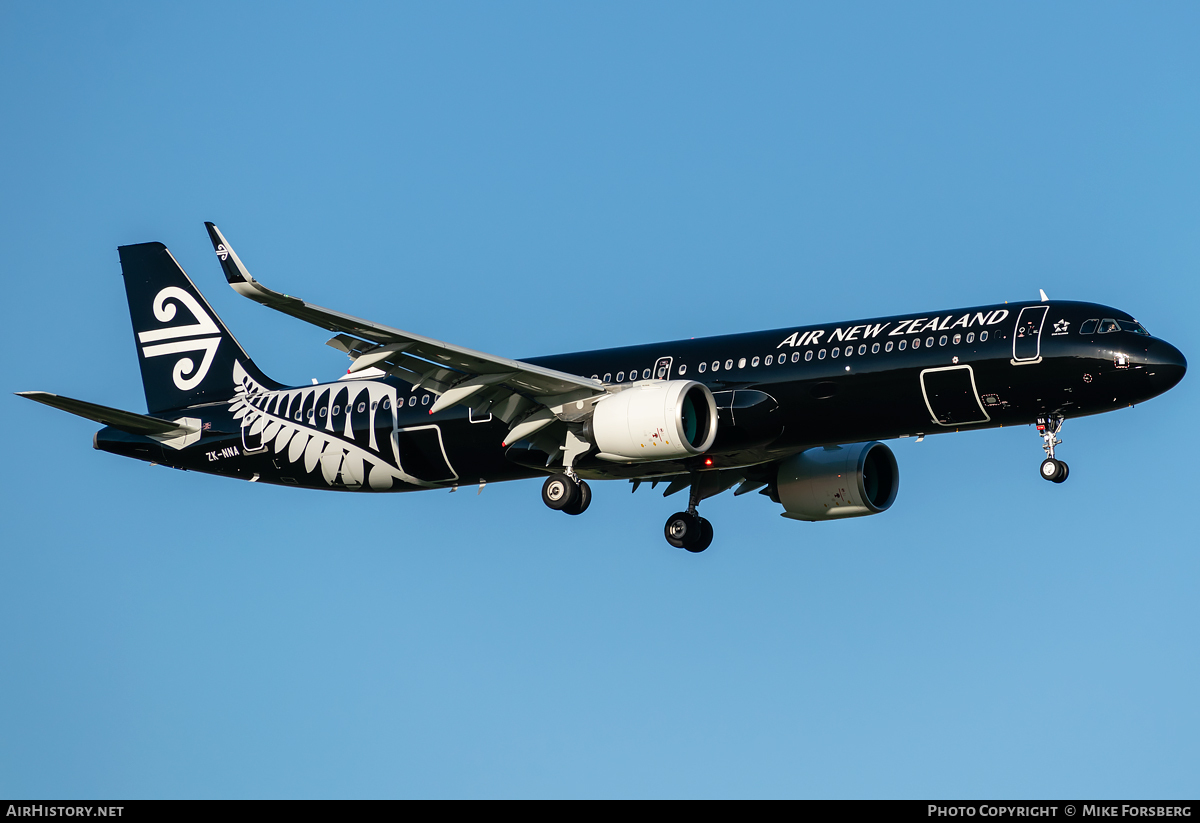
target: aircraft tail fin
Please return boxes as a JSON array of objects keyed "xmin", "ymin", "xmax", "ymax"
[{"xmin": 118, "ymin": 241, "xmax": 283, "ymax": 414}]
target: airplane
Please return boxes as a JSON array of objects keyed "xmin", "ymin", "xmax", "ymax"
[{"xmin": 17, "ymin": 224, "xmax": 1187, "ymax": 552}]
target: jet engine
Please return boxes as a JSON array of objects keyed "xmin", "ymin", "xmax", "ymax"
[
  {"xmin": 588, "ymin": 381, "xmax": 718, "ymax": 462},
  {"xmin": 776, "ymin": 441, "xmax": 899, "ymax": 521}
]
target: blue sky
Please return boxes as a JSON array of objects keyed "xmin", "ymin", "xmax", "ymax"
[{"xmin": 2, "ymin": 2, "xmax": 1198, "ymax": 798}]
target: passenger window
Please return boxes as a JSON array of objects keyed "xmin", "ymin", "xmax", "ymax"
[
  {"xmin": 791, "ymin": 352, "xmax": 800, "ymax": 363},
  {"xmin": 805, "ymin": 351, "xmax": 813, "ymax": 361},
  {"xmin": 966, "ymin": 332, "xmax": 974, "ymax": 343},
  {"xmin": 912, "ymin": 338, "xmax": 921, "ymax": 349},
  {"xmin": 952, "ymin": 334, "xmax": 960, "ymax": 345},
  {"xmin": 712, "ymin": 361, "xmax": 720, "ymax": 372},
  {"xmin": 765, "ymin": 355, "xmax": 773, "ymax": 366},
  {"xmin": 751, "ymin": 356, "xmax": 759, "ymax": 367},
  {"xmin": 980, "ymin": 331, "xmax": 989, "ymax": 342},
  {"xmin": 320, "ymin": 407, "xmax": 327, "ymax": 417},
  {"xmin": 871, "ymin": 343, "xmax": 879, "ymax": 354},
  {"xmin": 616, "ymin": 371, "xmax": 624, "ymax": 381},
  {"xmin": 409, "ymin": 397, "xmax": 416, "ymax": 407},
  {"xmin": 939, "ymin": 335, "xmax": 947, "ymax": 346},
  {"xmin": 422, "ymin": 395, "xmax": 429, "ymax": 406},
  {"xmin": 603, "ymin": 373, "xmax": 611, "ymax": 382},
  {"xmin": 678, "ymin": 365, "xmax": 687, "ymax": 375},
  {"xmin": 739, "ymin": 358, "xmax": 747, "ymax": 368},
  {"xmin": 885, "ymin": 341, "xmax": 893, "ymax": 352},
  {"xmin": 1079, "ymin": 319, "xmax": 1098, "ymax": 334},
  {"xmin": 1098, "ymin": 319, "xmax": 1119, "ymax": 333},
  {"xmin": 371, "ymin": 401, "xmax": 378, "ymax": 411},
  {"xmin": 725, "ymin": 360, "xmax": 733, "ymax": 370},
  {"xmin": 333, "ymin": 405, "xmax": 341, "ymax": 415},
  {"xmin": 845, "ymin": 346, "xmax": 853, "ymax": 356},
  {"xmin": 900, "ymin": 339, "xmax": 908, "ymax": 350},
  {"xmin": 831, "ymin": 347, "xmax": 840, "ymax": 358},
  {"xmin": 859, "ymin": 344, "xmax": 867, "ymax": 355},
  {"xmin": 630, "ymin": 367, "xmax": 638, "ymax": 378},
  {"xmin": 382, "ymin": 398, "xmax": 391, "ymax": 410},
  {"xmin": 926, "ymin": 337, "xmax": 935, "ymax": 348},
  {"xmin": 697, "ymin": 364, "xmax": 705, "ymax": 374},
  {"xmin": 818, "ymin": 349, "xmax": 826, "ymax": 360},
  {"xmin": 640, "ymin": 369, "xmax": 648, "ymax": 379}
]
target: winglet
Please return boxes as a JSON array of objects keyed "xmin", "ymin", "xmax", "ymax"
[
  {"xmin": 205, "ymin": 222, "xmax": 254, "ymax": 286},
  {"xmin": 204, "ymin": 222, "xmax": 302, "ymax": 308}
]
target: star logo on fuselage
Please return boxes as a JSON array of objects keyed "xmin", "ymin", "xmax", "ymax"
[{"xmin": 1052, "ymin": 319, "xmax": 1070, "ymax": 335}]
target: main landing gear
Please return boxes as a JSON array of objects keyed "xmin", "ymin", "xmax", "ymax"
[
  {"xmin": 664, "ymin": 479, "xmax": 714, "ymax": 553},
  {"xmin": 542, "ymin": 474, "xmax": 592, "ymax": 516},
  {"xmin": 1037, "ymin": 415, "xmax": 1069, "ymax": 484}
]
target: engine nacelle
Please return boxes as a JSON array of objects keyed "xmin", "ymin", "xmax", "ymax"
[
  {"xmin": 776, "ymin": 442, "xmax": 899, "ymax": 521},
  {"xmin": 589, "ymin": 381, "xmax": 718, "ymax": 462}
]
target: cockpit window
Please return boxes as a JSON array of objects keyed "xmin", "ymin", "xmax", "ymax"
[
  {"xmin": 1079, "ymin": 319, "xmax": 1098, "ymax": 334},
  {"xmin": 1118, "ymin": 320, "xmax": 1150, "ymax": 336},
  {"xmin": 1097, "ymin": 318, "xmax": 1120, "ymax": 334}
]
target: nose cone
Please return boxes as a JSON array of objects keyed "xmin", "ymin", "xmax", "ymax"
[{"xmin": 1146, "ymin": 339, "xmax": 1187, "ymax": 396}]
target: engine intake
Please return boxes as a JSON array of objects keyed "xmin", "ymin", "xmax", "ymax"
[
  {"xmin": 590, "ymin": 381, "xmax": 718, "ymax": 462},
  {"xmin": 776, "ymin": 441, "xmax": 899, "ymax": 521}
]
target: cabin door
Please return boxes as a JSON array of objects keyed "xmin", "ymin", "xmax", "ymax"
[
  {"xmin": 393, "ymin": 425, "xmax": 458, "ymax": 484},
  {"xmin": 920, "ymin": 365, "xmax": 990, "ymax": 427},
  {"xmin": 1012, "ymin": 305, "xmax": 1049, "ymax": 363}
]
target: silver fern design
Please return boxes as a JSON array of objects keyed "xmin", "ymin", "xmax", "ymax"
[{"xmin": 229, "ymin": 361, "xmax": 439, "ymax": 490}]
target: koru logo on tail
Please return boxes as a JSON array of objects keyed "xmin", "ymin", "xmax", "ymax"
[
  {"xmin": 215, "ymin": 244, "xmax": 230, "ymax": 261},
  {"xmin": 137, "ymin": 287, "xmax": 222, "ymax": 390}
]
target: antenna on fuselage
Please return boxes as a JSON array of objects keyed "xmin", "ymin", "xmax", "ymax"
[{"xmin": 1039, "ymin": 289, "xmax": 1049, "ymax": 302}]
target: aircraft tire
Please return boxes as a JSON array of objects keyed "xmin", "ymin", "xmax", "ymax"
[
  {"xmin": 1040, "ymin": 458, "xmax": 1061, "ymax": 482},
  {"xmin": 685, "ymin": 517, "xmax": 714, "ymax": 553},
  {"xmin": 563, "ymin": 481, "xmax": 592, "ymax": 515},
  {"xmin": 542, "ymin": 474, "xmax": 579, "ymax": 510},
  {"xmin": 1052, "ymin": 461, "xmax": 1069, "ymax": 484},
  {"xmin": 664, "ymin": 511, "xmax": 702, "ymax": 549}
]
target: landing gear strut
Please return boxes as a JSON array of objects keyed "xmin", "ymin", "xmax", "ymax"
[
  {"xmin": 664, "ymin": 477, "xmax": 714, "ymax": 552},
  {"xmin": 1036, "ymin": 415, "xmax": 1069, "ymax": 484},
  {"xmin": 542, "ymin": 474, "xmax": 592, "ymax": 515}
]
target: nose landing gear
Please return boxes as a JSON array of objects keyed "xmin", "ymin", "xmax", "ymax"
[{"xmin": 1036, "ymin": 415, "xmax": 1069, "ymax": 483}]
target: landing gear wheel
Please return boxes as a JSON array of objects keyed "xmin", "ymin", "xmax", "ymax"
[
  {"xmin": 665, "ymin": 511, "xmax": 710, "ymax": 552},
  {"xmin": 1040, "ymin": 458, "xmax": 1068, "ymax": 483},
  {"xmin": 1040, "ymin": 458, "xmax": 1060, "ymax": 482},
  {"xmin": 563, "ymin": 480, "xmax": 592, "ymax": 515},
  {"xmin": 685, "ymin": 517, "xmax": 714, "ymax": 553},
  {"xmin": 542, "ymin": 474, "xmax": 579, "ymax": 510}
]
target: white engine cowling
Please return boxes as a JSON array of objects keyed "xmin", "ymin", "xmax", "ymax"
[
  {"xmin": 777, "ymin": 442, "xmax": 899, "ymax": 521},
  {"xmin": 589, "ymin": 381, "xmax": 718, "ymax": 462}
]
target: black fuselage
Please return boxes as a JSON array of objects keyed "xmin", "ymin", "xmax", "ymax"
[{"xmin": 95, "ymin": 299, "xmax": 1187, "ymax": 491}]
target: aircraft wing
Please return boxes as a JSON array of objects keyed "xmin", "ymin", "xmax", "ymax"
[{"xmin": 205, "ymin": 223, "xmax": 605, "ymax": 438}]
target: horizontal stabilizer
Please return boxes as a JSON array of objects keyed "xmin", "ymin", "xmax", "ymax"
[{"xmin": 16, "ymin": 392, "xmax": 199, "ymax": 436}]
